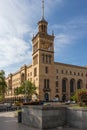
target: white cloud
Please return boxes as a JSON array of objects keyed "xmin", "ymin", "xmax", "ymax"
[
  {"xmin": 0, "ymin": 36, "xmax": 31, "ymax": 67},
  {"xmin": 0, "ymin": 0, "xmax": 33, "ymax": 71},
  {"xmin": 53, "ymin": 16, "xmax": 87, "ymax": 54},
  {"xmin": 0, "ymin": 0, "xmax": 63, "ymax": 75}
]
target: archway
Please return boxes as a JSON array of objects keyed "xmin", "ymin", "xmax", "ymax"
[
  {"xmin": 62, "ymin": 78, "xmax": 67, "ymax": 101},
  {"xmin": 62, "ymin": 94, "xmax": 66, "ymax": 102},
  {"xmin": 77, "ymin": 79, "xmax": 82, "ymax": 89},
  {"xmin": 62, "ymin": 78, "xmax": 67, "ymax": 93},
  {"xmin": 70, "ymin": 79, "xmax": 75, "ymax": 93}
]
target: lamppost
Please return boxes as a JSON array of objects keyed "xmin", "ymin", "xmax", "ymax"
[{"xmin": 24, "ymin": 82, "xmax": 27, "ymax": 103}]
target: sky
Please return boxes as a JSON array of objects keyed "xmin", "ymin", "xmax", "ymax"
[{"xmin": 0, "ymin": 0, "xmax": 87, "ymax": 76}]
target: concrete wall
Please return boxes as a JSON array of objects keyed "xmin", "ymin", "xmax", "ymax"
[
  {"xmin": 22, "ymin": 105, "xmax": 66, "ymax": 129},
  {"xmin": 22, "ymin": 105, "xmax": 87, "ymax": 129},
  {"xmin": 67, "ymin": 108, "xmax": 87, "ymax": 129}
]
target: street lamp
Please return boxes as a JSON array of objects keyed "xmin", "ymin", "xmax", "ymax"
[{"xmin": 24, "ymin": 82, "xmax": 27, "ymax": 103}]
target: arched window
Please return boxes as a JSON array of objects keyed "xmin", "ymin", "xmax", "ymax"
[
  {"xmin": 77, "ymin": 79, "xmax": 82, "ymax": 89},
  {"xmin": 70, "ymin": 79, "xmax": 74, "ymax": 93},
  {"xmin": 62, "ymin": 79, "xmax": 67, "ymax": 92}
]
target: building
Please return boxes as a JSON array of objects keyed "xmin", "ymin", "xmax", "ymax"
[{"xmin": 5, "ymin": 1, "xmax": 87, "ymax": 102}]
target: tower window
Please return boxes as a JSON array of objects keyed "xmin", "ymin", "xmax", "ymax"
[
  {"xmin": 49, "ymin": 55, "xmax": 51, "ymax": 64},
  {"xmin": 56, "ymin": 76, "xmax": 58, "ymax": 79},
  {"xmin": 42, "ymin": 25, "xmax": 44, "ymax": 32},
  {"xmin": 46, "ymin": 55, "xmax": 48, "ymax": 63},
  {"xmin": 45, "ymin": 67, "xmax": 48, "ymax": 73},
  {"xmin": 56, "ymin": 89, "xmax": 59, "ymax": 93},
  {"xmin": 34, "ymin": 68, "xmax": 37, "ymax": 77},
  {"xmin": 44, "ymin": 79, "xmax": 50, "ymax": 88}
]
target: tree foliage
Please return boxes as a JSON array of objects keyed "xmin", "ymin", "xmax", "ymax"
[
  {"xmin": 14, "ymin": 80, "xmax": 37, "ymax": 98},
  {"xmin": 71, "ymin": 89, "xmax": 87, "ymax": 106},
  {"xmin": 0, "ymin": 70, "xmax": 7, "ymax": 99}
]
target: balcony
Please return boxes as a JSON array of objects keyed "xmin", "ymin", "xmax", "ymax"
[{"xmin": 43, "ymin": 87, "xmax": 51, "ymax": 92}]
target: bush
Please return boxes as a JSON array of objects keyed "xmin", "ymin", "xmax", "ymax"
[
  {"xmin": 14, "ymin": 101, "xmax": 23, "ymax": 106},
  {"xmin": 70, "ymin": 95, "xmax": 77, "ymax": 102},
  {"xmin": 70, "ymin": 89, "xmax": 87, "ymax": 106},
  {"xmin": 78, "ymin": 90, "xmax": 87, "ymax": 106}
]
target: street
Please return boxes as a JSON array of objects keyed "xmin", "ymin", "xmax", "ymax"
[{"xmin": 0, "ymin": 112, "xmax": 30, "ymax": 130}]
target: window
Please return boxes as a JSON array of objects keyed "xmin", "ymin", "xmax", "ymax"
[
  {"xmin": 78, "ymin": 72, "xmax": 80, "ymax": 76},
  {"xmin": 44, "ymin": 79, "xmax": 50, "ymax": 89},
  {"xmin": 34, "ymin": 68, "xmax": 37, "ymax": 77},
  {"xmin": 44, "ymin": 79, "xmax": 46, "ymax": 88},
  {"xmin": 56, "ymin": 89, "xmax": 58, "ymax": 93},
  {"xmin": 81, "ymin": 73, "xmax": 83, "ymax": 76},
  {"xmin": 47, "ymin": 79, "xmax": 49, "ymax": 88},
  {"xmin": 45, "ymin": 67, "xmax": 48, "ymax": 73},
  {"xmin": 42, "ymin": 54, "xmax": 44, "ymax": 63},
  {"xmin": 62, "ymin": 79, "xmax": 67, "ymax": 92},
  {"xmin": 56, "ymin": 69, "xmax": 58, "ymax": 73},
  {"xmin": 74, "ymin": 72, "xmax": 76, "ymax": 75},
  {"xmin": 56, "ymin": 76, "xmax": 58, "ymax": 79},
  {"xmin": 70, "ymin": 71, "xmax": 72, "ymax": 75},
  {"xmin": 86, "ymin": 84, "xmax": 87, "ymax": 89},
  {"xmin": 42, "ymin": 54, "xmax": 52, "ymax": 64},
  {"xmin": 30, "ymin": 72, "xmax": 32, "ymax": 76},
  {"xmin": 46, "ymin": 55, "xmax": 48, "ymax": 63},
  {"xmin": 70, "ymin": 79, "xmax": 74, "ymax": 93},
  {"xmin": 56, "ymin": 81, "xmax": 58, "ymax": 87},
  {"xmin": 77, "ymin": 80, "xmax": 82, "ymax": 89},
  {"xmin": 66, "ymin": 70, "xmax": 68, "ymax": 74},
  {"xmin": 61, "ymin": 70, "xmax": 63, "ymax": 74},
  {"xmin": 49, "ymin": 55, "xmax": 51, "ymax": 64}
]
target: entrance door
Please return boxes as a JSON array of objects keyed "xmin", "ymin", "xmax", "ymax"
[
  {"xmin": 62, "ymin": 94, "xmax": 66, "ymax": 102},
  {"xmin": 44, "ymin": 93, "xmax": 49, "ymax": 101}
]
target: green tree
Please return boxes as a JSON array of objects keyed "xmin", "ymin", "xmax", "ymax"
[
  {"xmin": 0, "ymin": 70, "xmax": 7, "ymax": 99},
  {"xmin": 14, "ymin": 80, "xmax": 37, "ymax": 99}
]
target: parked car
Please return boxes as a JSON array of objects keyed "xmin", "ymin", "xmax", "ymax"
[{"xmin": 4, "ymin": 103, "xmax": 12, "ymax": 108}]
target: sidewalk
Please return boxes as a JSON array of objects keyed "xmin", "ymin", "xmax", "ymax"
[{"xmin": 0, "ymin": 112, "xmax": 86, "ymax": 130}]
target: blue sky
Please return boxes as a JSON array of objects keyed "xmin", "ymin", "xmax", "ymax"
[{"xmin": 0, "ymin": 0, "xmax": 87, "ymax": 76}]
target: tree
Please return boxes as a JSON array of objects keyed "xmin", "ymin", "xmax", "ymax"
[
  {"xmin": 0, "ymin": 70, "xmax": 7, "ymax": 99},
  {"xmin": 77, "ymin": 89, "xmax": 87, "ymax": 106},
  {"xmin": 14, "ymin": 80, "xmax": 37, "ymax": 99},
  {"xmin": 71, "ymin": 89, "xmax": 87, "ymax": 106}
]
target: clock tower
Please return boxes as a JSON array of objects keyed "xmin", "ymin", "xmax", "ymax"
[{"xmin": 32, "ymin": 0, "xmax": 55, "ymax": 101}]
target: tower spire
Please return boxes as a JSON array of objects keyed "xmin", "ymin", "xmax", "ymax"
[{"xmin": 42, "ymin": 0, "xmax": 44, "ymax": 20}]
